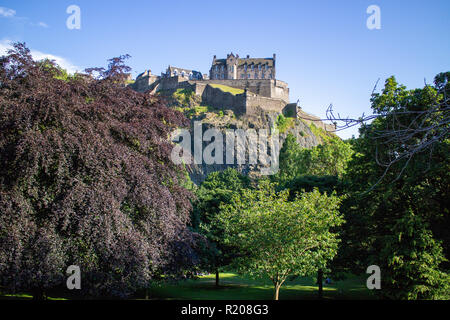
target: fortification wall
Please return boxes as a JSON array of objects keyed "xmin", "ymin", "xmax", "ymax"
[
  {"xmin": 271, "ymin": 80, "xmax": 289, "ymax": 102},
  {"xmin": 132, "ymin": 74, "xmax": 159, "ymax": 92},
  {"xmin": 245, "ymin": 93, "xmax": 286, "ymax": 115},
  {"xmin": 200, "ymin": 84, "xmax": 246, "ymax": 115},
  {"xmin": 283, "ymin": 103, "xmax": 298, "ymax": 117},
  {"xmin": 159, "ymin": 76, "xmax": 186, "ymax": 91},
  {"xmin": 297, "ymin": 109, "xmax": 336, "ymax": 132},
  {"xmin": 185, "ymin": 79, "xmax": 289, "ymax": 102}
]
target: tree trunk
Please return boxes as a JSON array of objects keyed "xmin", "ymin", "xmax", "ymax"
[
  {"xmin": 145, "ymin": 288, "xmax": 149, "ymax": 300},
  {"xmin": 215, "ymin": 269, "xmax": 219, "ymax": 287},
  {"xmin": 274, "ymin": 284, "xmax": 281, "ymax": 300},
  {"xmin": 317, "ymin": 269, "xmax": 323, "ymax": 299},
  {"xmin": 32, "ymin": 288, "xmax": 46, "ymax": 300}
]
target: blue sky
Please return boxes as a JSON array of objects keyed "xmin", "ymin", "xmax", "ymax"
[{"xmin": 1, "ymin": 0, "xmax": 449, "ymax": 139}]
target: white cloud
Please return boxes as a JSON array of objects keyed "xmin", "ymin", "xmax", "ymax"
[
  {"xmin": 0, "ymin": 7, "xmax": 16, "ymax": 18},
  {"xmin": 30, "ymin": 21, "xmax": 49, "ymax": 28},
  {"xmin": 0, "ymin": 39, "xmax": 81, "ymax": 74},
  {"xmin": 0, "ymin": 7, "xmax": 49, "ymax": 28}
]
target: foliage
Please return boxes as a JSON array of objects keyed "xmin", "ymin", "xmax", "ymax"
[
  {"xmin": 276, "ymin": 133, "xmax": 354, "ymax": 184},
  {"xmin": 283, "ymin": 175, "xmax": 342, "ymax": 200},
  {"xmin": 275, "ymin": 114, "xmax": 295, "ymax": 133},
  {"xmin": 172, "ymin": 88, "xmax": 197, "ymax": 107},
  {"xmin": 380, "ymin": 209, "xmax": 450, "ymax": 299},
  {"xmin": 308, "ymin": 122, "xmax": 334, "ymax": 143},
  {"xmin": 0, "ymin": 43, "xmax": 200, "ymax": 298},
  {"xmin": 192, "ymin": 169, "xmax": 251, "ymax": 275},
  {"xmin": 339, "ymin": 75, "xmax": 450, "ymax": 299},
  {"xmin": 214, "ymin": 182, "xmax": 344, "ymax": 299}
]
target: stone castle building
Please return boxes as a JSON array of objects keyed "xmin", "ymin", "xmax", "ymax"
[
  {"xmin": 209, "ymin": 53, "xmax": 275, "ymax": 80},
  {"xmin": 162, "ymin": 66, "xmax": 205, "ymax": 80},
  {"xmin": 130, "ymin": 53, "xmax": 335, "ymax": 132}
]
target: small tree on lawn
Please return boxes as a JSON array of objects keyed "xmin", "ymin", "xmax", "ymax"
[
  {"xmin": 214, "ymin": 181, "xmax": 344, "ymax": 300},
  {"xmin": 192, "ymin": 168, "xmax": 251, "ymax": 286}
]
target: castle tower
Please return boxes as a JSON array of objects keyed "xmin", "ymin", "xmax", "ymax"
[
  {"xmin": 272, "ymin": 54, "xmax": 276, "ymax": 79},
  {"xmin": 226, "ymin": 52, "xmax": 238, "ymax": 79}
]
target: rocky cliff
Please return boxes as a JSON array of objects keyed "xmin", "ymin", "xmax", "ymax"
[
  {"xmin": 144, "ymin": 87, "xmax": 336, "ymax": 184},
  {"xmin": 178, "ymin": 106, "xmax": 335, "ymax": 185}
]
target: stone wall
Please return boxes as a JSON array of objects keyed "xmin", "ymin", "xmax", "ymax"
[
  {"xmin": 200, "ymin": 84, "xmax": 246, "ymax": 115},
  {"xmin": 187, "ymin": 79, "xmax": 289, "ymax": 103},
  {"xmin": 159, "ymin": 76, "xmax": 185, "ymax": 91},
  {"xmin": 245, "ymin": 92, "xmax": 286, "ymax": 115},
  {"xmin": 283, "ymin": 103, "xmax": 298, "ymax": 117},
  {"xmin": 132, "ymin": 75, "xmax": 290, "ymax": 104},
  {"xmin": 194, "ymin": 84, "xmax": 287, "ymax": 116},
  {"xmin": 132, "ymin": 74, "xmax": 159, "ymax": 92},
  {"xmin": 297, "ymin": 109, "xmax": 336, "ymax": 132}
]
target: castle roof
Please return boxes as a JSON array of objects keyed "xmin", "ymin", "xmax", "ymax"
[
  {"xmin": 212, "ymin": 59, "xmax": 226, "ymax": 66},
  {"xmin": 166, "ymin": 66, "xmax": 202, "ymax": 76},
  {"xmin": 237, "ymin": 58, "xmax": 274, "ymax": 67},
  {"xmin": 212, "ymin": 57, "xmax": 274, "ymax": 67}
]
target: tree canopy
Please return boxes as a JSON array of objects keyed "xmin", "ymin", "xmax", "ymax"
[
  {"xmin": 214, "ymin": 182, "xmax": 344, "ymax": 300},
  {"xmin": 339, "ymin": 75, "xmax": 450, "ymax": 299},
  {"xmin": 0, "ymin": 43, "xmax": 200, "ymax": 298}
]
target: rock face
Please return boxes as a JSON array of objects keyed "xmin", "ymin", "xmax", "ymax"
[
  {"xmin": 130, "ymin": 79, "xmax": 335, "ymax": 184},
  {"xmin": 182, "ymin": 108, "xmax": 330, "ymax": 185}
]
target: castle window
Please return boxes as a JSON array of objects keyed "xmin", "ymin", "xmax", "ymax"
[
  {"xmin": 265, "ymin": 65, "xmax": 268, "ymax": 70},
  {"xmin": 244, "ymin": 65, "xmax": 247, "ymax": 71},
  {"xmin": 251, "ymin": 65, "xmax": 254, "ymax": 71},
  {"xmin": 247, "ymin": 73, "xmax": 251, "ymax": 79},
  {"xmin": 241, "ymin": 74, "xmax": 245, "ymax": 79},
  {"xmin": 258, "ymin": 64, "xmax": 261, "ymax": 70},
  {"xmin": 262, "ymin": 73, "xmax": 264, "ymax": 79}
]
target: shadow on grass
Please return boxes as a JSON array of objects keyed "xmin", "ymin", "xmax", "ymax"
[
  {"xmin": 1, "ymin": 273, "xmax": 376, "ymax": 300},
  {"xmin": 146, "ymin": 273, "xmax": 376, "ymax": 300}
]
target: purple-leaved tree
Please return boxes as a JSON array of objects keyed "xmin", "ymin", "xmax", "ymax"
[{"xmin": 0, "ymin": 43, "xmax": 200, "ymax": 299}]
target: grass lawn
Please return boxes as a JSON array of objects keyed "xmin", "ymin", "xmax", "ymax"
[
  {"xmin": 147, "ymin": 272, "xmax": 377, "ymax": 300},
  {"xmin": 0, "ymin": 292, "xmax": 68, "ymax": 300},
  {"xmin": 209, "ymin": 84, "xmax": 245, "ymax": 95},
  {"xmin": 1, "ymin": 273, "xmax": 376, "ymax": 300}
]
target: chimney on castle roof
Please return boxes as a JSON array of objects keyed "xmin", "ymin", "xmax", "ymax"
[
  {"xmin": 246, "ymin": 55, "xmax": 249, "ymax": 58},
  {"xmin": 273, "ymin": 53, "xmax": 276, "ymax": 60}
]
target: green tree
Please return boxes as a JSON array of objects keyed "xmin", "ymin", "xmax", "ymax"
[
  {"xmin": 214, "ymin": 182, "xmax": 344, "ymax": 300},
  {"xmin": 380, "ymin": 209, "xmax": 450, "ymax": 299},
  {"xmin": 192, "ymin": 168, "xmax": 251, "ymax": 285},
  {"xmin": 340, "ymin": 74, "xmax": 450, "ymax": 299},
  {"xmin": 276, "ymin": 133, "xmax": 353, "ymax": 185}
]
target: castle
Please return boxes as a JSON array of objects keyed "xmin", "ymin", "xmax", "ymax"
[
  {"xmin": 130, "ymin": 53, "xmax": 334, "ymax": 131},
  {"xmin": 210, "ymin": 53, "xmax": 275, "ymax": 80}
]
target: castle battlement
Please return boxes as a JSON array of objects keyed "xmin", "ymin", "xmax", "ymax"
[{"xmin": 130, "ymin": 53, "xmax": 302, "ymax": 119}]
